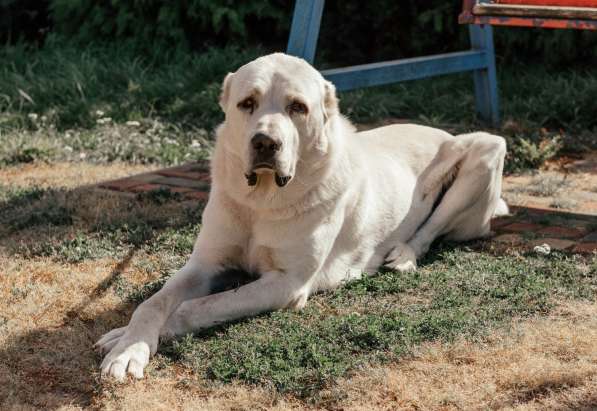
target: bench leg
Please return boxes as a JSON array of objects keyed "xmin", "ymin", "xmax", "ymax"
[
  {"xmin": 286, "ymin": 0, "xmax": 325, "ymax": 63},
  {"xmin": 469, "ymin": 25, "xmax": 500, "ymax": 127}
]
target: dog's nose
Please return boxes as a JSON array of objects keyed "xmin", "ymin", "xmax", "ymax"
[{"xmin": 251, "ymin": 133, "xmax": 281, "ymax": 157}]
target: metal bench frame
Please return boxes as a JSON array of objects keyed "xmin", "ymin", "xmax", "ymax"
[{"xmin": 286, "ymin": 0, "xmax": 500, "ymax": 126}]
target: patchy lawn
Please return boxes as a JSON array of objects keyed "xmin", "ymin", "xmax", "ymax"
[
  {"xmin": 1, "ymin": 41, "xmax": 596, "ymax": 410},
  {"xmin": 0, "ymin": 162, "xmax": 596, "ymax": 410}
]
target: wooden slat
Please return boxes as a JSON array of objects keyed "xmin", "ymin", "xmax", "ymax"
[
  {"xmin": 469, "ymin": 14, "xmax": 597, "ymax": 29},
  {"xmin": 496, "ymin": 0, "xmax": 597, "ymax": 6},
  {"xmin": 473, "ymin": 3, "xmax": 597, "ymax": 19}
]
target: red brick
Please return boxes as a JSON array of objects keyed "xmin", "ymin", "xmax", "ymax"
[
  {"xmin": 571, "ymin": 242, "xmax": 597, "ymax": 254},
  {"xmin": 184, "ymin": 191, "xmax": 209, "ymax": 201},
  {"xmin": 156, "ymin": 169, "xmax": 205, "ymax": 180},
  {"xmin": 129, "ymin": 184, "xmax": 165, "ymax": 193},
  {"xmin": 492, "ymin": 233, "xmax": 523, "ymax": 244},
  {"xmin": 168, "ymin": 187, "xmax": 194, "ymax": 194},
  {"xmin": 491, "ymin": 217, "xmax": 514, "ymax": 230},
  {"xmin": 538, "ymin": 226, "xmax": 585, "ymax": 239},
  {"xmin": 147, "ymin": 175, "xmax": 209, "ymax": 190},
  {"xmin": 509, "ymin": 205, "xmax": 552, "ymax": 215},
  {"xmin": 197, "ymin": 172, "xmax": 211, "ymax": 182},
  {"xmin": 177, "ymin": 162, "xmax": 210, "ymax": 173},
  {"xmin": 501, "ymin": 222, "xmax": 543, "ymax": 233},
  {"xmin": 528, "ymin": 238, "xmax": 575, "ymax": 251},
  {"xmin": 99, "ymin": 179, "xmax": 145, "ymax": 191},
  {"xmin": 582, "ymin": 231, "xmax": 597, "ymax": 242}
]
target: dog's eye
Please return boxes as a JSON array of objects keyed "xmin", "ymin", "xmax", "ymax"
[
  {"xmin": 237, "ymin": 97, "xmax": 256, "ymax": 114},
  {"xmin": 288, "ymin": 101, "xmax": 308, "ymax": 115}
]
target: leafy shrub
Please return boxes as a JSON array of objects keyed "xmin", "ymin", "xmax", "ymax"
[
  {"xmin": 3, "ymin": 0, "xmax": 597, "ymax": 66},
  {"xmin": 48, "ymin": 0, "xmax": 288, "ymax": 51},
  {"xmin": 0, "ymin": 0, "xmax": 50, "ymax": 44}
]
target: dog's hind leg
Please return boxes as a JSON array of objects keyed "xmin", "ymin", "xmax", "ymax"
[{"xmin": 407, "ymin": 132, "xmax": 506, "ymax": 257}]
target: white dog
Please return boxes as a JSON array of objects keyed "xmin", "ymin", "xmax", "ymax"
[{"xmin": 96, "ymin": 53, "xmax": 508, "ymax": 380}]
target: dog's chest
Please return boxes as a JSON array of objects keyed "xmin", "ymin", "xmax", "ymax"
[
  {"xmin": 243, "ymin": 215, "xmax": 312, "ymax": 275},
  {"xmin": 245, "ymin": 242, "xmax": 278, "ymax": 274},
  {"xmin": 244, "ymin": 222, "xmax": 286, "ymax": 274}
]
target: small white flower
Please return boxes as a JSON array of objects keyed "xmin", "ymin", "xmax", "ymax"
[
  {"xmin": 40, "ymin": 115, "xmax": 47, "ymax": 122},
  {"xmin": 95, "ymin": 110, "xmax": 105, "ymax": 117},
  {"xmin": 126, "ymin": 120, "xmax": 141, "ymax": 127},
  {"xmin": 190, "ymin": 139, "xmax": 201, "ymax": 149},
  {"xmin": 96, "ymin": 117, "xmax": 112, "ymax": 125},
  {"xmin": 79, "ymin": 152, "xmax": 87, "ymax": 160},
  {"xmin": 64, "ymin": 146, "xmax": 73, "ymax": 153},
  {"xmin": 28, "ymin": 113, "xmax": 38, "ymax": 121},
  {"xmin": 533, "ymin": 243, "xmax": 551, "ymax": 255}
]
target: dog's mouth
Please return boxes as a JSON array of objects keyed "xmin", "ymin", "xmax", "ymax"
[
  {"xmin": 252, "ymin": 162, "xmax": 275, "ymax": 171},
  {"xmin": 244, "ymin": 170, "xmax": 292, "ymax": 187}
]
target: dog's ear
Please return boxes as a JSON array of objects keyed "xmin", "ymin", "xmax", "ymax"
[
  {"xmin": 323, "ymin": 80, "xmax": 339, "ymax": 121},
  {"xmin": 219, "ymin": 72, "xmax": 234, "ymax": 112}
]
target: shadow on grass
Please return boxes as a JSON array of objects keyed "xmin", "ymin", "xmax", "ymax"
[
  {"xmin": 1, "ymin": 181, "xmax": 596, "ymax": 408},
  {"xmin": 0, "ymin": 183, "xmax": 206, "ymax": 409},
  {"xmin": 0, "ymin": 251, "xmax": 136, "ymax": 409}
]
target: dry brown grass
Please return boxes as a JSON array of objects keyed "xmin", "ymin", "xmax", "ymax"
[
  {"xmin": 502, "ymin": 153, "xmax": 597, "ymax": 213},
  {"xmin": 1, "ymin": 163, "xmax": 596, "ymax": 410},
  {"xmin": 0, "ymin": 162, "xmax": 157, "ymax": 190},
  {"xmin": 2, "ymin": 246, "xmax": 595, "ymax": 411},
  {"xmin": 320, "ymin": 301, "xmax": 597, "ymax": 411}
]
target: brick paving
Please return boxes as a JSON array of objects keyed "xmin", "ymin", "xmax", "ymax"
[
  {"xmin": 97, "ymin": 160, "xmax": 597, "ymax": 255},
  {"xmin": 98, "ymin": 162, "xmax": 211, "ymax": 201},
  {"xmin": 490, "ymin": 205, "xmax": 597, "ymax": 254}
]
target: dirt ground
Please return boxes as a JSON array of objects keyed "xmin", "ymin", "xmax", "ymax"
[
  {"xmin": 1, "ymin": 160, "xmax": 596, "ymax": 410},
  {"xmin": 502, "ymin": 152, "xmax": 597, "ymax": 214}
]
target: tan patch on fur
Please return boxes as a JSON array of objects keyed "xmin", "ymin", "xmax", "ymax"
[{"xmin": 251, "ymin": 245, "xmax": 278, "ymax": 274}]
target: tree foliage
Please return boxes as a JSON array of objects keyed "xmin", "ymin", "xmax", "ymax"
[{"xmin": 1, "ymin": 0, "xmax": 596, "ymax": 66}]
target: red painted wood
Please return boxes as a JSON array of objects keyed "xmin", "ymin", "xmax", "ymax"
[
  {"xmin": 496, "ymin": 0, "xmax": 597, "ymax": 6},
  {"xmin": 471, "ymin": 15, "xmax": 597, "ymax": 29}
]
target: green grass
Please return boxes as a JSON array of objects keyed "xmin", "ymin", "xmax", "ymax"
[
  {"xmin": 0, "ymin": 39, "xmax": 261, "ymax": 131},
  {"xmin": 1, "ymin": 181, "xmax": 596, "ymax": 398},
  {"xmin": 1, "ymin": 39, "xmax": 596, "ymax": 169},
  {"xmin": 159, "ymin": 247, "xmax": 596, "ymax": 398}
]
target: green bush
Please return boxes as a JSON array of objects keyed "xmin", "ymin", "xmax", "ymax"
[
  {"xmin": 0, "ymin": 0, "xmax": 50, "ymax": 44},
  {"xmin": 317, "ymin": 0, "xmax": 597, "ymax": 67},
  {"xmin": 48, "ymin": 0, "xmax": 288, "ymax": 51},
  {"xmin": 2, "ymin": 0, "xmax": 597, "ymax": 66}
]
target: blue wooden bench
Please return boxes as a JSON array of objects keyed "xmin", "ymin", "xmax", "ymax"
[{"xmin": 286, "ymin": 0, "xmax": 500, "ymax": 126}]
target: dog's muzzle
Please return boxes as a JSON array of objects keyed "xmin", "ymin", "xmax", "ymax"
[
  {"xmin": 244, "ymin": 172, "xmax": 292, "ymax": 187},
  {"xmin": 245, "ymin": 133, "xmax": 292, "ymax": 187}
]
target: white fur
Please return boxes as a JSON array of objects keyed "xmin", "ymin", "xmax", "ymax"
[{"xmin": 96, "ymin": 53, "xmax": 508, "ymax": 380}]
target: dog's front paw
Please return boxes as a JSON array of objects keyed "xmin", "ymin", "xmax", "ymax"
[
  {"xmin": 96, "ymin": 328, "xmax": 157, "ymax": 381},
  {"xmin": 384, "ymin": 243, "xmax": 417, "ymax": 272},
  {"xmin": 95, "ymin": 326, "xmax": 127, "ymax": 355}
]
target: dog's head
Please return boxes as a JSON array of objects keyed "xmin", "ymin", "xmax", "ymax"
[{"xmin": 218, "ymin": 53, "xmax": 339, "ymax": 188}]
